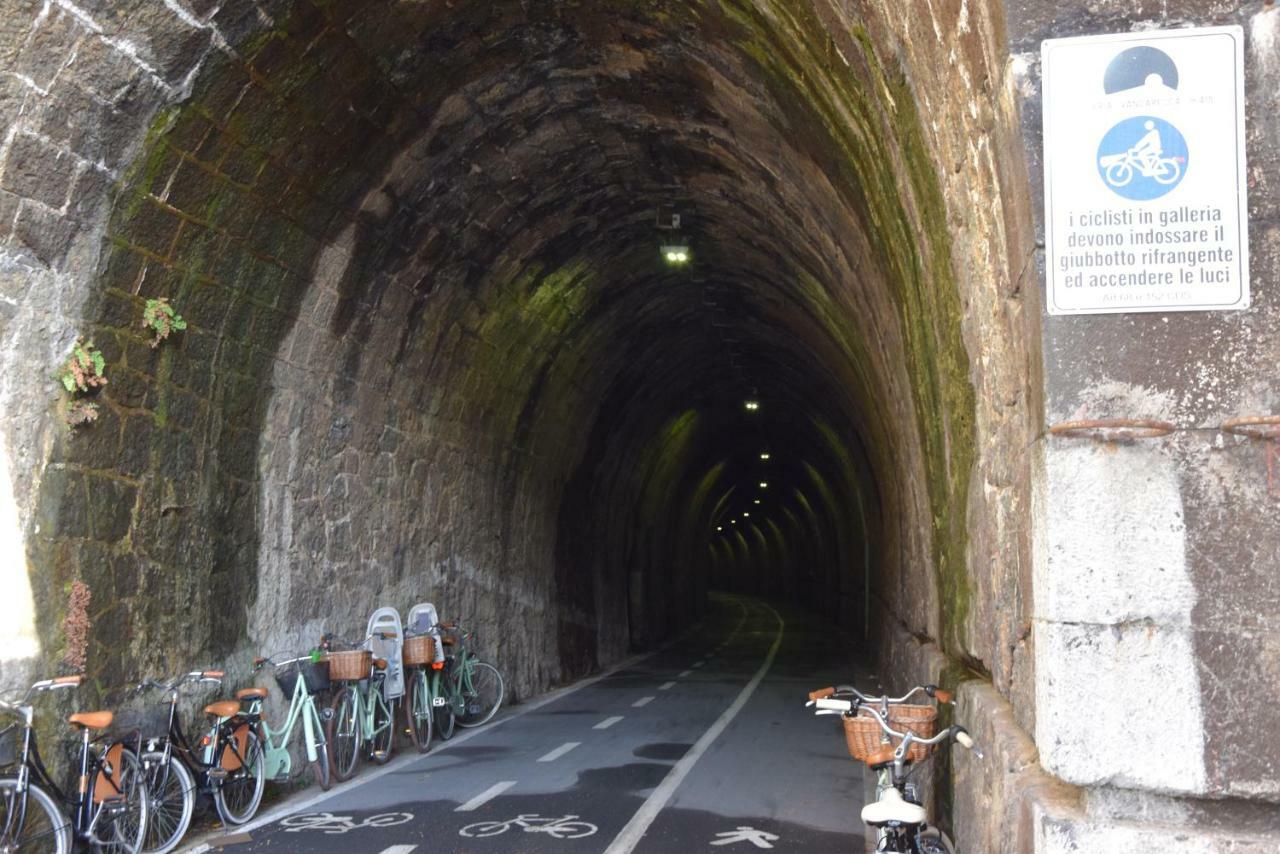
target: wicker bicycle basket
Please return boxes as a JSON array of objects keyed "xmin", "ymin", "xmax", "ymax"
[
  {"xmin": 403, "ymin": 635, "xmax": 436, "ymax": 666},
  {"xmin": 0, "ymin": 723, "xmax": 18, "ymax": 768},
  {"xmin": 326, "ymin": 650, "xmax": 373, "ymax": 682},
  {"xmin": 275, "ymin": 658, "xmax": 331, "ymax": 696},
  {"xmin": 843, "ymin": 705, "xmax": 938, "ymax": 764}
]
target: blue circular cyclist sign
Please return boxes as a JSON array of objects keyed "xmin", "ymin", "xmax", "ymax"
[{"xmin": 1096, "ymin": 115, "xmax": 1188, "ymax": 201}]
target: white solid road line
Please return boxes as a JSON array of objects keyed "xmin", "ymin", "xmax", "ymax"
[
  {"xmin": 659, "ymin": 681, "xmax": 676, "ymax": 690},
  {"xmin": 632, "ymin": 696, "xmax": 655, "ymax": 708},
  {"xmin": 456, "ymin": 780, "xmax": 517, "ymax": 812},
  {"xmin": 603, "ymin": 602, "xmax": 786, "ymax": 854},
  {"xmin": 538, "ymin": 741, "xmax": 581, "ymax": 762},
  {"xmin": 594, "ymin": 715, "xmax": 625, "ymax": 730}
]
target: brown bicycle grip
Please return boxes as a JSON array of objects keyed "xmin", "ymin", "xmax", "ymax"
[
  {"xmin": 934, "ymin": 688, "xmax": 954, "ymax": 704},
  {"xmin": 808, "ymin": 687, "xmax": 835, "ymax": 701},
  {"xmin": 53, "ymin": 675, "xmax": 82, "ymax": 686},
  {"xmin": 203, "ymin": 670, "xmax": 225, "ymax": 679}
]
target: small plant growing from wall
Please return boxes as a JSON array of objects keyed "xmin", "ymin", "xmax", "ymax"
[
  {"xmin": 58, "ymin": 337, "xmax": 108, "ymax": 428},
  {"xmin": 141, "ymin": 298, "xmax": 186, "ymax": 347},
  {"xmin": 62, "ymin": 577, "xmax": 91, "ymax": 673}
]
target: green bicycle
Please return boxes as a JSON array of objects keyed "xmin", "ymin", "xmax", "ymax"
[
  {"xmin": 403, "ymin": 629, "xmax": 441, "ymax": 752},
  {"xmin": 325, "ymin": 636, "xmax": 397, "ymax": 782},
  {"xmin": 437, "ymin": 621, "xmax": 505, "ymax": 730},
  {"xmin": 241, "ymin": 652, "xmax": 332, "ymax": 796}
]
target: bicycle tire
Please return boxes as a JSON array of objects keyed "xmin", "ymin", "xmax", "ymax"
[
  {"xmin": 456, "ymin": 661, "xmax": 504, "ymax": 728},
  {"xmin": 0, "ymin": 777, "xmax": 72, "ymax": 853},
  {"xmin": 212, "ymin": 729, "xmax": 265, "ymax": 826},
  {"xmin": 327, "ymin": 687, "xmax": 362, "ymax": 782},
  {"xmin": 915, "ymin": 828, "xmax": 955, "ymax": 854},
  {"xmin": 434, "ymin": 673, "xmax": 456, "ymax": 741},
  {"xmin": 92, "ymin": 745, "xmax": 150, "ymax": 854},
  {"xmin": 309, "ymin": 706, "xmax": 332, "ymax": 791},
  {"xmin": 458, "ymin": 820, "xmax": 509, "ymax": 838},
  {"xmin": 369, "ymin": 694, "xmax": 395, "ymax": 765},
  {"xmin": 405, "ymin": 670, "xmax": 433, "ymax": 753},
  {"xmin": 1105, "ymin": 160, "xmax": 1133, "ymax": 187},
  {"xmin": 140, "ymin": 751, "xmax": 195, "ymax": 853},
  {"xmin": 1154, "ymin": 158, "xmax": 1181, "ymax": 185}
]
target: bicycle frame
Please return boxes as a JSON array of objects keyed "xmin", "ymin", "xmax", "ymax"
[
  {"xmin": 18, "ymin": 716, "xmax": 131, "ymax": 843},
  {"xmin": 242, "ymin": 668, "xmax": 324, "ymax": 780}
]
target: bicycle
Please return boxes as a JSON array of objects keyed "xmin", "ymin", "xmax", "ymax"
[
  {"xmin": 437, "ymin": 620, "xmax": 504, "ymax": 729},
  {"xmin": 325, "ymin": 634, "xmax": 397, "ymax": 782},
  {"xmin": 808, "ymin": 683, "xmax": 981, "ymax": 853},
  {"xmin": 402, "ymin": 626, "xmax": 442, "ymax": 753},
  {"xmin": 243, "ymin": 652, "xmax": 333, "ymax": 793},
  {"xmin": 0, "ymin": 674, "xmax": 149, "ymax": 853}
]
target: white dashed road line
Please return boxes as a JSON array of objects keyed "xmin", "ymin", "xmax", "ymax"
[
  {"xmin": 677, "ymin": 670, "xmax": 693, "ymax": 678},
  {"xmin": 594, "ymin": 715, "xmax": 624, "ymax": 730},
  {"xmin": 632, "ymin": 696, "xmax": 655, "ymax": 708},
  {"xmin": 456, "ymin": 780, "xmax": 517, "ymax": 812},
  {"xmin": 603, "ymin": 602, "xmax": 786, "ymax": 854},
  {"xmin": 538, "ymin": 741, "xmax": 581, "ymax": 762},
  {"xmin": 659, "ymin": 681, "xmax": 676, "ymax": 690}
]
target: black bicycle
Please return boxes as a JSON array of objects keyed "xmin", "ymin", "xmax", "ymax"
[
  {"xmin": 131, "ymin": 668, "xmax": 263, "ymax": 852},
  {"xmin": 0, "ymin": 675, "xmax": 149, "ymax": 853}
]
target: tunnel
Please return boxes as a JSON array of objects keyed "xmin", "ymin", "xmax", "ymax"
[{"xmin": 0, "ymin": 0, "xmax": 1070, "ymax": 849}]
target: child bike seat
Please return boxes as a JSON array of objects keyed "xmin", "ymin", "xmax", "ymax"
[
  {"xmin": 861, "ymin": 787, "xmax": 926, "ymax": 828},
  {"xmin": 68, "ymin": 711, "xmax": 113, "ymax": 730}
]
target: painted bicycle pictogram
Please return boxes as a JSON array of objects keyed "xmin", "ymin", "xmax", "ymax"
[
  {"xmin": 458, "ymin": 813, "xmax": 598, "ymax": 839},
  {"xmin": 279, "ymin": 811, "xmax": 414, "ymax": 834}
]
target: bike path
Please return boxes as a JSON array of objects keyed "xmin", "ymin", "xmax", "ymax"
[{"xmin": 190, "ymin": 595, "xmax": 868, "ymax": 853}]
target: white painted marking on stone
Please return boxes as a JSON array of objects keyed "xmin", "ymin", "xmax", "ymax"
[
  {"xmin": 658, "ymin": 681, "xmax": 676, "ymax": 691},
  {"xmin": 594, "ymin": 716, "xmax": 624, "ymax": 730},
  {"xmin": 603, "ymin": 602, "xmax": 785, "ymax": 854},
  {"xmin": 677, "ymin": 670, "xmax": 693, "ymax": 678},
  {"xmin": 632, "ymin": 696, "xmax": 655, "ymax": 708},
  {"xmin": 456, "ymin": 781, "xmax": 517, "ymax": 812},
  {"xmin": 538, "ymin": 741, "xmax": 580, "ymax": 763}
]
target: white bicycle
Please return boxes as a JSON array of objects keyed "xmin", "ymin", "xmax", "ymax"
[
  {"xmin": 459, "ymin": 813, "xmax": 597, "ymax": 839},
  {"xmin": 808, "ymin": 683, "xmax": 981, "ymax": 853}
]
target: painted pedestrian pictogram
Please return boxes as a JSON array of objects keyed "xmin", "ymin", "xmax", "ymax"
[{"xmin": 710, "ymin": 826, "xmax": 781, "ymax": 848}]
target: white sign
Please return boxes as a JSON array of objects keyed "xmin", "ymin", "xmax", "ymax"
[{"xmin": 1042, "ymin": 26, "xmax": 1248, "ymax": 314}]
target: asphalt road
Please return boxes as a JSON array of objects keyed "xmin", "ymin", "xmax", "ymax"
[{"xmin": 191, "ymin": 595, "xmax": 868, "ymax": 853}]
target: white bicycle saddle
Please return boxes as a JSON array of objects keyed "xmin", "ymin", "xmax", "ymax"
[{"xmin": 861, "ymin": 787, "xmax": 927, "ymax": 827}]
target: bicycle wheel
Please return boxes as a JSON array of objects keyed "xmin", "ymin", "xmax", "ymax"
[
  {"xmin": 1154, "ymin": 158, "xmax": 1181, "ymax": 185},
  {"xmin": 915, "ymin": 828, "xmax": 955, "ymax": 854},
  {"xmin": 405, "ymin": 670, "xmax": 433, "ymax": 753},
  {"xmin": 369, "ymin": 694, "xmax": 395, "ymax": 765},
  {"xmin": 212, "ymin": 728, "xmax": 265, "ymax": 826},
  {"xmin": 1105, "ymin": 160, "xmax": 1133, "ymax": 187},
  {"xmin": 93, "ymin": 746, "xmax": 149, "ymax": 854},
  {"xmin": 457, "ymin": 661, "xmax": 504, "ymax": 728},
  {"xmin": 140, "ymin": 751, "xmax": 195, "ymax": 853},
  {"xmin": 434, "ymin": 673, "xmax": 456, "ymax": 741},
  {"xmin": 0, "ymin": 777, "xmax": 71, "ymax": 853},
  {"xmin": 327, "ymin": 687, "xmax": 362, "ymax": 782},
  {"xmin": 458, "ymin": 820, "xmax": 510, "ymax": 838},
  {"xmin": 308, "ymin": 706, "xmax": 332, "ymax": 791}
]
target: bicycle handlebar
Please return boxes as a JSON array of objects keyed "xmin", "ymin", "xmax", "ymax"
[
  {"xmin": 808, "ymin": 683, "xmax": 952, "ymax": 706},
  {"xmin": 809, "ymin": 697, "xmax": 983, "ymax": 759}
]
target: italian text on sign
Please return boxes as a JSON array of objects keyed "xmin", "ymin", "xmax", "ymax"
[{"xmin": 1042, "ymin": 27, "xmax": 1248, "ymax": 314}]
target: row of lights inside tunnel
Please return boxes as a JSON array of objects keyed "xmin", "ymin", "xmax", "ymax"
[{"xmin": 715, "ymin": 398, "xmax": 771, "ymax": 538}]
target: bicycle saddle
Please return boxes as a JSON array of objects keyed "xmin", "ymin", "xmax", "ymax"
[
  {"xmin": 68, "ymin": 711, "xmax": 114, "ymax": 730},
  {"xmin": 204, "ymin": 700, "xmax": 240, "ymax": 718},
  {"xmin": 861, "ymin": 788, "xmax": 926, "ymax": 827},
  {"xmin": 236, "ymin": 687, "xmax": 268, "ymax": 700}
]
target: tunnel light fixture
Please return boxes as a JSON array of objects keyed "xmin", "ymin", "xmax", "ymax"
[
  {"xmin": 743, "ymin": 399, "xmax": 760, "ymax": 412},
  {"xmin": 759, "ymin": 481, "xmax": 769, "ymax": 489},
  {"xmin": 730, "ymin": 519, "xmax": 737, "ymax": 524},
  {"xmin": 743, "ymin": 511, "xmax": 750, "ymax": 517},
  {"xmin": 716, "ymin": 525, "xmax": 723, "ymax": 532},
  {"xmin": 759, "ymin": 452, "xmax": 771, "ymax": 461},
  {"xmin": 753, "ymin": 499, "xmax": 761, "ymax": 505},
  {"xmin": 661, "ymin": 244, "xmax": 690, "ymax": 265}
]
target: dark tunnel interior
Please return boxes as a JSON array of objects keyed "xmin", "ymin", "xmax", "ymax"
[{"xmin": 27, "ymin": 0, "xmax": 982, "ymax": 708}]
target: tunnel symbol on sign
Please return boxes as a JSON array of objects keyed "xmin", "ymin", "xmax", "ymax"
[{"xmin": 1097, "ymin": 116, "xmax": 1188, "ymax": 201}]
